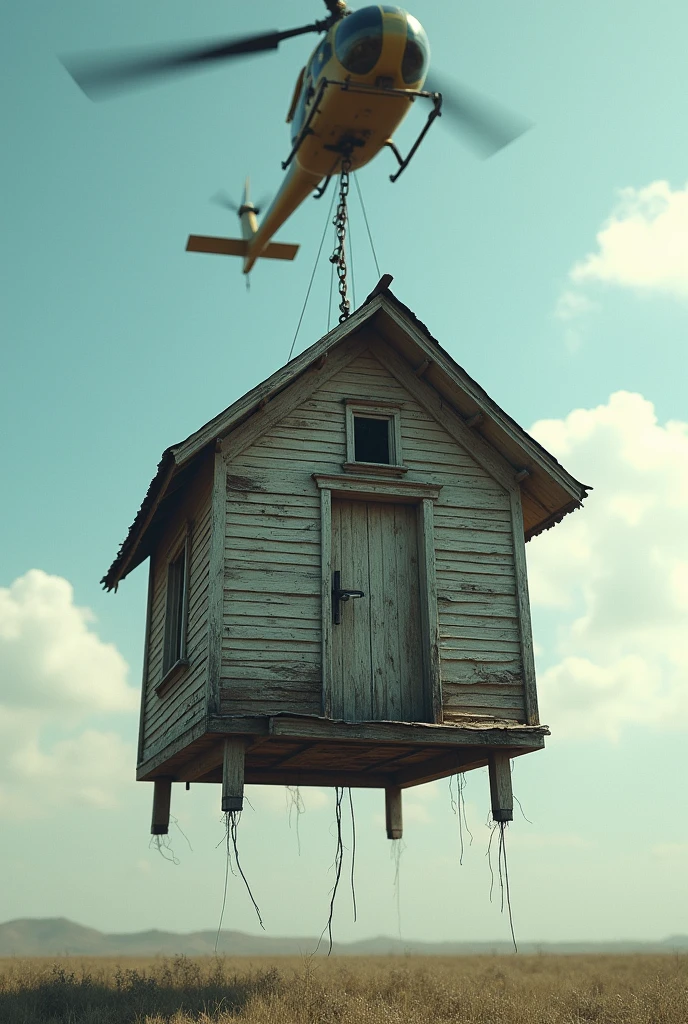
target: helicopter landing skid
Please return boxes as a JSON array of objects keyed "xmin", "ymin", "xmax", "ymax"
[{"xmin": 281, "ymin": 79, "xmax": 442, "ymax": 183}]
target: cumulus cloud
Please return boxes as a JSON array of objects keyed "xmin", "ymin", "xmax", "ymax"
[
  {"xmin": 527, "ymin": 392, "xmax": 688, "ymax": 739},
  {"xmin": 0, "ymin": 570, "xmax": 138, "ymax": 817},
  {"xmin": 570, "ymin": 181, "xmax": 688, "ymax": 297}
]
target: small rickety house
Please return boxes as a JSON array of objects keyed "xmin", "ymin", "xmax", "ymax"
[{"xmin": 104, "ymin": 278, "xmax": 587, "ymax": 838}]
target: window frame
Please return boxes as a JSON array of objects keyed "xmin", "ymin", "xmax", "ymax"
[
  {"xmin": 344, "ymin": 400, "xmax": 405, "ymax": 475},
  {"xmin": 157, "ymin": 524, "xmax": 191, "ymax": 693}
]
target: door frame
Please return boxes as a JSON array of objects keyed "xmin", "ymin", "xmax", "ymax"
[{"xmin": 313, "ymin": 473, "xmax": 443, "ymax": 724}]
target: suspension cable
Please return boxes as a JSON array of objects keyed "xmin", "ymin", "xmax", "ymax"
[
  {"xmin": 329, "ymin": 156, "xmax": 352, "ymax": 323},
  {"xmin": 288, "ymin": 184, "xmax": 338, "ymax": 361},
  {"xmin": 353, "ymin": 172, "xmax": 381, "ymax": 279}
]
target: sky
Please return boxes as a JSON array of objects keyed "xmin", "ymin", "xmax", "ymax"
[{"xmin": 1, "ymin": 0, "xmax": 687, "ymax": 946}]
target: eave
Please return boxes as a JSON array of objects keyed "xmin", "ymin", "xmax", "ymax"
[{"xmin": 103, "ymin": 278, "xmax": 589, "ymax": 591}]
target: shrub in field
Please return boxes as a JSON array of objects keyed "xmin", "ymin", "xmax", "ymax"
[{"xmin": 0, "ymin": 953, "xmax": 686, "ymax": 1023}]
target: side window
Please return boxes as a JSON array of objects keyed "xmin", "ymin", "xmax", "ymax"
[
  {"xmin": 345, "ymin": 401, "xmax": 403, "ymax": 467},
  {"xmin": 162, "ymin": 531, "xmax": 189, "ymax": 677}
]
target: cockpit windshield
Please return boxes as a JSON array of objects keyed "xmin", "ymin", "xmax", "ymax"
[
  {"xmin": 335, "ymin": 7, "xmax": 384, "ymax": 75},
  {"xmin": 402, "ymin": 13, "xmax": 429, "ymax": 85}
]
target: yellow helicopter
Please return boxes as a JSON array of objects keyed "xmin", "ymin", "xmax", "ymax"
[{"xmin": 64, "ymin": 1, "xmax": 528, "ymax": 274}]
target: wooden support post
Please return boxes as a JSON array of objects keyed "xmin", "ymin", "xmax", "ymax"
[
  {"xmin": 385, "ymin": 786, "xmax": 403, "ymax": 840},
  {"xmin": 222, "ymin": 738, "xmax": 247, "ymax": 812},
  {"xmin": 151, "ymin": 778, "xmax": 172, "ymax": 835},
  {"xmin": 488, "ymin": 752, "xmax": 513, "ymax": 822}
]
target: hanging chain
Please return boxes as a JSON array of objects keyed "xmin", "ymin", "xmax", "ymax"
[{"xmin": 330, "ymin": 156, "xmax": 352, "ymax": 323}]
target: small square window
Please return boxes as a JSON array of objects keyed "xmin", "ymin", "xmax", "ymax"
[
  {"xmin": 345, "ymin": 401, "xmax": 403, "ymax": 471},
  {"xmin": 354, "ymin": 416, "xmax": 391, "ymax": 464},
  {"xmin": 162, "ymin": 541, "xmax": 188, "ymax": 676}
]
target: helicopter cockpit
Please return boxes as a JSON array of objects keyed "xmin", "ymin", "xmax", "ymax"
[{"xmin": 335, "ymin": 6, "xmax": 429, "ymax": 85}]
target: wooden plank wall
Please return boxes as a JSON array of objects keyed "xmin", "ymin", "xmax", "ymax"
[
  {"xmin": 140, "ymin": 463, "xmax": 213, "ymax": 763},
  {"xmin": 222, "ymin": 343, "xmax": 526, "ymax": 724}
]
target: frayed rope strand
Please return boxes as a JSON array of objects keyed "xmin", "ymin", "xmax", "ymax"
[
  {"xmin": 348, "ymin": 788, "xmax": 357, "ymax": 923},
  {"xmin": 150, "ymin": 834, "xmax": 180, "ymax": 865},
  {"xmin": 286, "ymin": 786, "xmax": 306, "ymax": 856},
  {"xmin": 316, "ymin": 786, "xmax": 345, "ymax": 956},
  {"xmin": 391, "ymin": 838, "xmax": 404, "ymax": 940},
  {"xmin": 498, "ymin": 821, "xmax": 518, "ymax": 953},
  {"xmin": 215, "ymin": 811, "xmax": 264, "ymax": 954}
]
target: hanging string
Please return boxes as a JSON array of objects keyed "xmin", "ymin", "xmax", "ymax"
[
  {"xmin": 391, "ymin": 839, "xmax": 404, "ymax": 939},
  {"xmin": 215, "ymin": 810, "xmax": 264, "ymax": 954},
  {"xmin": 318, "ymin": 786, "xmax": 346, "ymax": 956},
  {"xmin": 449, "ymin": 774, "xmax": 473, "ymax": 865},
  {"xmin": 288, "ymin": 185, "xmax": 337, "ymax": 361},
  {"xmin": 327, "ymin": 227, "xmax": 336, "ymax": 332},
  {"xmin": 150, "ymin": 834, "xmax": 179, "ymax": 865},
  {"xmin": 348, "ymin": 788, "xmax": 357, "ymax": 923},
  {"xmin": 286, "ymin": 786, "xmax": 306, "ymax": 856},
  {"xmin": 486, "ymin": 819, "xmax": 517, "ymax": 953},
  {"xmin": 498, "ymin": 821, "xmax": 518, "ymax": 952},
  {"xmin": 170, "ymin": 815, "xmax": 193, "ymax": 852},
  {"xmin": 348, "ymin": 204, "xmax": 356, "ymax": 311},
  {"xmin": 353, "ymin": 172, "xmax": 381, "ymax": 278}
]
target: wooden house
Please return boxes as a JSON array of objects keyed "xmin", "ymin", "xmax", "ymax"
[{"xmin": 103, "ymin": 277, "xmax": 588, "ymax": 838}]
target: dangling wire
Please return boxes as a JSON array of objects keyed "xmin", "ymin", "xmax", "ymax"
[
  {"xmin": 215, "ymin": 810, "xmax": 264, "ymax": 954},
  {"xmin": 486, "ymin": 818, "xmax": 517, "ymax": 953},
  {"xmin": 391, "ymin": 839, "xmax": 404, "ymax": 939},
  {"xmin": 318, "ymin": 786, "xmax": 346, "ymax": 956},
  {"xmin": 288, "ymin": 185, "xmax": 337, "ymax": 361},
  {"xmin": 348, "ymin": 204, "xmax": 356, "ymax": 311},
  {"xmin": 286, "ymin": 786, "xmax": 306, "ymax": 855},
  {"xmin": 327, "ymin": 246, "xmax": 336, "ymax": 332},
  {"xmin": 348, "ymin": 788, "xmax": 357, "ymax": 923},
  {"xmin": 497, "ymin": 821, "xmax": 518, "ymax": 952},
  {"xmin": 449, "ymin": 774, "xmax": 473, "ymax": 865},
  {"xmin": 353, "ymin": 172, "xmax": 381, "ymax": 278},
  {"xmin": 150, "ymin": 834, "xmax": 180, "ymax": 865}
]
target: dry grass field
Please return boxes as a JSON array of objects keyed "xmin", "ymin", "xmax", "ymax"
[{"xmin": 0, "ymin": 953, "xmax": 685, "ymax": 1024}]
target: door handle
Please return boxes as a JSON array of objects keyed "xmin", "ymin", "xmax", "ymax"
[{"xmin": 332, "ymin": 570, "xmax": 365, "ymax": 625}]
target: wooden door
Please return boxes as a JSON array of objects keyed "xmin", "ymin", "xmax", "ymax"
[{"xmin": 330, "ymin": 498, "xmax": 429, "ymax": 723}]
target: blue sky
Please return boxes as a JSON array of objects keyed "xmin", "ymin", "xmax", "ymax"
[{"xmin": 1, "ymin": 1, "xmax": 687, "ymax": 944}]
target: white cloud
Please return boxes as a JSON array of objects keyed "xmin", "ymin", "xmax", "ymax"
[
  {"xmin": 0, "ymin": 569, "xmax": 135, "ymax": 713},
  {"xmin": 0, "ymin": 570, "xmax": 138, "ymax": 817},
  {"xmin": 570, "ymin": 181, "xmax": 688, "ymax": 298},
  {"xmin": 527, "ymin": 392, "xmax": 688, "ymax": 739}
]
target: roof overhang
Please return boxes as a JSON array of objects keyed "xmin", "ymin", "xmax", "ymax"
[{"xmin": 103, "ymin": 280, "xmax": 589, "ymax": 591}]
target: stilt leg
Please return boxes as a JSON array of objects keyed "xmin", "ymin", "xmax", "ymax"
[
  {"xmin": 222, "ymin": 738, "xmax": 247, "ymax": 812},
  {"xmin": 488, "ymin": 752, "xmax": 513, "ymax": 822},
  {"xmin": 385, "ymin": 785, "xmax": 403, "ymax": 840},
  {"xmin": 151, "ymin": 778, "xmax": 172, "ymax": 835}
]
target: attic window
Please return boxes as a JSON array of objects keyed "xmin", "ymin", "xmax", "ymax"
[
  {"xmin": 354, "ymin": 416, "xmax": 390, "ymax": 464},
  {"xmin": 344, "ymin": 401, "xmax": 404, "ymax": 472},
  {"xmin": 162, "ymin": 531, "xmax": 190, "ymax": 680}
]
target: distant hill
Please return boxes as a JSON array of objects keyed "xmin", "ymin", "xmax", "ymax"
[{"xmin": 1, "ymin": 919, "xmax": 687, "ymax": 957}]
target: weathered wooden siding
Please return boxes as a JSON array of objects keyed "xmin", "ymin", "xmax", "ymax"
[
  {"xmin": 140, "ymin": 462, "xmax": 213, "ymax": 764},
  {"xmin": 222, "ymin": 341, "xmax": 526, "ymax": 723}
]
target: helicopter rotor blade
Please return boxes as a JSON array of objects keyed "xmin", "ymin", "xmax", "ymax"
[
  {"xmin": 211, "ymin": 191, "xmax": 239, "ymax": 213},
  {"xmin": 210, "ymin": 190, "xmax": 271, "ymax": 215},
  {"xmin": 425, "ymin": 73, "xmax": 531, "ymax": 157},
  {"xmin": 62, "ymin": 21, "xmax": 329, "ymax": 100}
]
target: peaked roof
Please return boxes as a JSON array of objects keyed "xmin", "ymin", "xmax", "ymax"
[{"xmin": 103, "ymin": 277, "xmax": 589, "ymax": 590}]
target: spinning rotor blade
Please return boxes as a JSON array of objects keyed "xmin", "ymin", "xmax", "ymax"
[
  {"xmin": 63, "ymin": 21, "xmax": 329, "ymax": 100},
  {"xmin": 211, "ymin": 190, "xmax": 271, "ymax": 215},
  {"xmin": 211, "ymin": 191, "xmax": 239, "ymax": 212},
  {"xmin": 426, "ymin": 73, "xmax": 531, "ymax": 157}
]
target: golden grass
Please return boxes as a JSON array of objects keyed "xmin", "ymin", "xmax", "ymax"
[{"xmin": 0, "ymin": 953, "xmax": 686, "ymax": 1023}]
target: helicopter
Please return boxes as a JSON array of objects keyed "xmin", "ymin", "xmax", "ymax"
[{"xmin": 64, "ymin": 1, "xmax": 529, "ymax": 275}]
